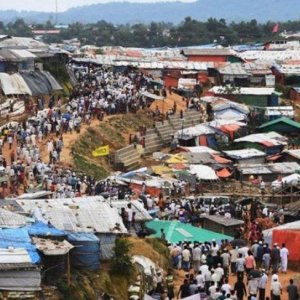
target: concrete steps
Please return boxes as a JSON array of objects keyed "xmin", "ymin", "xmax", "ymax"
[
  {"xmin": 155, "ymin": 121, "xmax": 174, "ymax": 144},
  {"xmin": 115, "ymin": 145, "xmax": 141, "ymax": 171},
  {"xmin": 144, "ymin": 133, "xmax": 164, "ymax": 154}
]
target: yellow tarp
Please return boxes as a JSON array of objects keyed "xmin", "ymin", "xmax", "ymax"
[
  {"xmin": 165, "ymin": 154, "xmax": 188, "ymax": 164},
  {"xmin": 92, "ymin": 145, "xmax": 110, "ymax": 157},
  {"xmin": 151, "ymin": 165, "xmax": 173, "ymax": 175}
]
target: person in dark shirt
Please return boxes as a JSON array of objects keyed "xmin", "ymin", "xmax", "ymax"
[
  {"xmin": 178, "ymin": 279, "xmax": 191, "ymax": 299},
  {"xmin": 234, "ymin": 277, "xmax": 247, "ymax": 300},
  {"xmin": 287, "ymin": 279, "xmax": 298, "ymax": 300}
]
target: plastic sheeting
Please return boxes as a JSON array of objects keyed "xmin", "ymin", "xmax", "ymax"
[
  {"xmin": 189, "ymin": 164, "xmax": 218, "ymax": 180},
  {"xmin": 272, "ymin": 230, "xmax": 300, "ymax": 262},
  {"xmin": 20, "ymin": 71, "xmax": 61, "ymax": 96},
  {"xmin": 0, "ymin": 73, "xmax": 31, "ymax": 95},
  {"xmin": 0, "ymin": 270, "xmax": 41, "ymax": 291},
  {"xmin": 68, "ymin": 233, "xmax": 100, "ymax": 270},
  {"xmin": 0, "ymin": 228, "xmax": 40, "ymax": 264},
  {"xmin": 27, "ymin": 222, "xmax": 66, "ymax": 237},
  {"xmin": 263, "ymin": 221, "xmax": 300, "ymax": 245}
]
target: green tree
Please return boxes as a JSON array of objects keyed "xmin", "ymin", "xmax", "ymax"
[{"xmin": 110, "ymin": 238, "xmax": 133, "ymax": 277}]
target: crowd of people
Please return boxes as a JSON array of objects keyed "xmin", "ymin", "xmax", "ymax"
[
  {"xmin": 162, "ymin": 239, "xmax": 295, "ymax": 300},
  {"xmin": 0, "ymin": 63, "xmax": 155, "ymax": 198}
]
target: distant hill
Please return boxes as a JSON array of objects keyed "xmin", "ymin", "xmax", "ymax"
[{"xmin": 1, "ymin": 0, "xmax": 300, "ymax": 24}]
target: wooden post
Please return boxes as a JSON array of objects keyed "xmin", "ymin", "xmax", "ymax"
[{"xmin": 67, "ymin": 252, "xmax": 71, "ymax": 287}]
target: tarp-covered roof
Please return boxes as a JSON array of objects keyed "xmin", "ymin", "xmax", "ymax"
[
  {"xmin": 0, "ymin": 208, "xmax": 32, "ymax": 228},
  {"xmin": 0, "ymin": 228, "xmax": 40, "ymax": 264},
  {"xmin": 259, "ymin": 117, "xmax": 300, "ymax": 130},
  {"xmin": 189, "ymin": 164, "xmax": 218, "ymax": 180},
  {"xmin": 145, "ymin": 220, "xmax": 232, "ymax": 243},
  {"xmin": 27, "ymin": 222, "xmax": 66, "ymax": 237},
  {"xmin": 234, "ymin": 131, "xmax": 288, "ymax": 147},
  {"xmin": 16, "ymin": 196, "xmax": 127, "ymax": 234},
  {"xmin": 224, "ymin": 148, "xmax": 266, "ymax": 159},
  {"xmin": 20, "ymin": 71, "xmax": 62, "ymax": 96}
]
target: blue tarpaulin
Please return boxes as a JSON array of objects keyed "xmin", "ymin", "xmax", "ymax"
[
  {"xmin": 68, "ymin": 233, "xmax": 100, "ymax": 270},
  {"xmin": 0, "ymin": 228, "xmax": 40, "ymax": 264},
  {"xmin": 27, "ymin": 222, "xmax": 66, "ymax": 237}
]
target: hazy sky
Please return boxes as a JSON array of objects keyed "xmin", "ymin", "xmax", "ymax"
[{"xmin": 0, "ymin": 0, "xmax": 195, "ymax": 12}]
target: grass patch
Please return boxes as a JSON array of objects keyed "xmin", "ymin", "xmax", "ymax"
[{"xmin": 73, "ymin": 153, "xmax": 109, "ymax": 179}]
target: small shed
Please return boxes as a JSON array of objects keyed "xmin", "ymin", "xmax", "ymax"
[
  {"xmin": 200, "ymin": 215, "xmax": 244, "ymax": 236},
  {"xmin": 259, "ymin": 117, "xmax": 300, "ymax": 135}
]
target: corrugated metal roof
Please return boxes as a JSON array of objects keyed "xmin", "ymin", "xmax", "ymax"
[
  {"xmin": 111, "ymin": 200, "xmax": 152, "ymax": 222},
  {"xmin": 224, "ymin": 148, "xmax": 266, "ymax": 159},
  {"xmin": 210, "ymin": 86, "xmax": 278, "ymax": 96},
  {"xmin": 183, "ymin": 48, "xmax": 236, "ymax": 56},
  {"xmin": 237, "ymin": 162, "xmax": 300, "ymax": 175},
  {"xmin": 0, "ymin": 208, "xmax": 32, "ymax": 228},
  {"xmin": 201, "ymin": 215, "xmax": 244, "ymax": 226},
  {"xmin": 218, "ymin": 63, "xmax": 248, "ymax": 75},
  {"xmin": 234, "ymin": 131, "xmax": 288, "ymax": 146},
  {"xmin": 284, "ymin": 149, "xmax": 300, "ymax": 160},
  {"xmin": 16, "ymin": 196, "xmax": 127, "ymax": 234}
]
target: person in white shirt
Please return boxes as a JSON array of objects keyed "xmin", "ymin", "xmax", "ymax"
[
  {"xmin": 215, "ymin": 263, "xmax": 225, "ymax": 281},
  {"xmin": 258, "ymin": 269, "xmax": 268, "ymax": 300},
  {"xmin": 196, "ymin": 270, "xmax": 205, "ymax": 289},
  {"xmin": 192, "ymin": 243, "xmax": 202, "ymax": 273},
  {"xmin": 280, "ymin": 243, "xmax": 289, "ymax": 273},
  {"xmin": 221, "ymin": 278, "xmax": 232, "ymax": 296},
  {"xmin": 271, "ymin": 278, "xmax": 282, "ymax": 300},
  {"xmin": 181, "ymin": 245, "xmax": 191, "ymax": 271}
]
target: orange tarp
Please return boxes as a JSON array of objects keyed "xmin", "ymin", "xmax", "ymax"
[
  {"xmin": 216, "ymin": 168, "xmax": 233, "ymax": 178},
  {"xmin": 272, "ymin": 229, "xmax": 300, "ymax": 262},
  {"xmin": 211, "ymin": 154, "xmax": 232, "ymax": 164}
]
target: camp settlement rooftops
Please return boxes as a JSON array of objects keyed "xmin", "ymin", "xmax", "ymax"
[{"xmin": 16, "ymin": 196, "xmax": 127, "ymax": 234}]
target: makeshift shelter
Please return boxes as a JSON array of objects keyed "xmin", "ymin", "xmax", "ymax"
[
  {"xmin": 234, "ymin": 132, "xmax": 288, "ymax": 155},
  {"xmin": 68, "ymin": 233, "xmax": 100, "ymax": 270},
  {"xmin": 259, "ymin": 117, "xmax": 300, "ymax": 135},
  {"xmin": 145, "ymin": 220, "xmax": 232, "ymax": 243},
  {"xmin": 200, "ymin": 215, "xmax": 244, "ymax": 236},
  {"xmin": 20, "ymin": 71, "xmax": 62, "ymax": 96},
  {"xmin": 272, "ymin": 230, "xmax": 300, "ymax": 262},
  {"xmin": 0, "ymin": 228, "xmax": 41, "ymax": 293},
  {"xmin": 284, "ymin": 149, "xmax": 300, "ymax": 163},
  {"xmin": 16, "ymin": 196, "xmax": 127, "ymax": 261},
  {"xmin": 32, "ymin": 237, "xmax": 73, "ymax": 282},
  {"xmin": 0, "ymin": 73, "xmax": 32, "ymax": 95},
  {"xmin": 263, "ymin": 221, "xmax": 300, "ymax": 245},
  {"xmin": 27, "ymin": 221, "xmax": 66, "ymax": 240},
  {"xmin": 189, "ymin": 164, "xmax": 218, "ymax": 180},
  {"xmin": 0, "ymin": 208, "xmax": 32, "ymax": 228},
  {"xmin": 271, "ymin": 173, "xmax": 300, "ymax": 190},
  {"xmin": 223, "ymin": 148, "xmax": 266, "ymax": 164},
  {"xmin": 174, "ymin": 123, "xmax": 219, "ymax": 147},
  {"xmin": 237, "ymin": 162, "xmax": 300, "ymax": 182}
]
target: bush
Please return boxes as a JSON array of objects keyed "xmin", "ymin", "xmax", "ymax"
[{"xmin": 110, "ymin": 238, "xmax": 133, "ymax": 277}]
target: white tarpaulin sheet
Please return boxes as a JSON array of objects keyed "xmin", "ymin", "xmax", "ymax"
[
  {"xmin": 0, "ymin": 73, "xmax": 31, "ymax": 95},
  {"xmin": 0, "ymin": 249, "xmax": 31, "ymax": 264},
  {"xmin": 189, "ymin": 164, "xmax": 218, "ymax": 180},
  {"xmin": 272, "ymin": 173, "xmax": 300, "ymax": 188}
]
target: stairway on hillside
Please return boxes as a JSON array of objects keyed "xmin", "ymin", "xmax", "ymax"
[
  {"xmin": 114, "ymin": 144, "xmax": 141, "ymax": 171},
  {"xmin": 114, "ymin": 109, "xmax": 205, "ymax": 171}
]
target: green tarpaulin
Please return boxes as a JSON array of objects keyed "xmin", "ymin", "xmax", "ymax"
[{"xmin": 146, "ymin": 220, "xmax": 232, "ymax": 243}]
